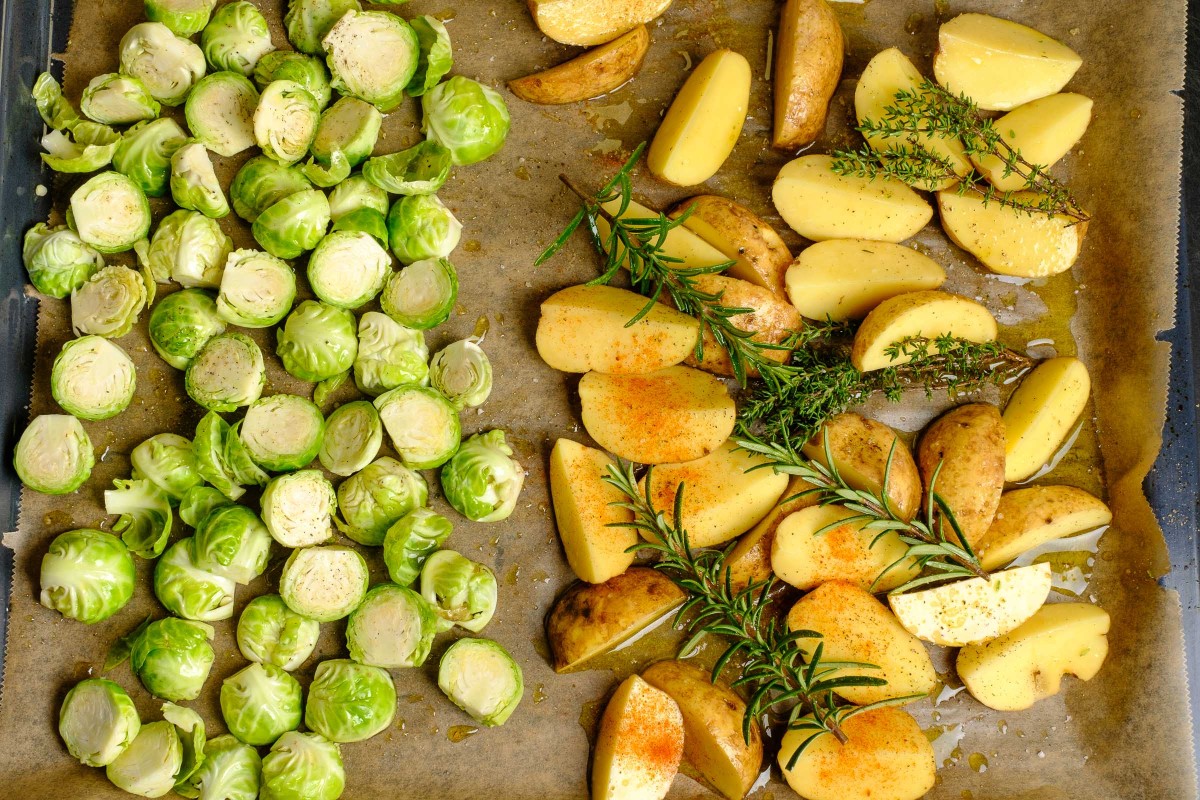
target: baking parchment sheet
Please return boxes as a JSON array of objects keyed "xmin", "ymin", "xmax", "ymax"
[{"xmin": 0, "ymin": 1, "xmax": 1191, "ymax": 798}]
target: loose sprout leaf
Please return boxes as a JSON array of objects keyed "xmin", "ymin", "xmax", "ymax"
[
  {"xmin": 314, "ymin": 369, "xmax": 350, "ymax": 408},
  {"xmin": 406, "ymin": 15, "xmax": 452, "ymax": 97},
  {"xmin": 32, "ymin": 72, "xmax": 81, "ymax": 130},
  {"xmin": 104, "ymin": 617, "xmax": 153, "ymax": 673},
  {"xmin": 41, "ymin": 122, "xmax": 121, "ymax": 173},
  {"xmin": 106, "ymin": 478, "xmax": 174, "ymax": 559},
  {"xmin": 363, "ymin": 140, "xmax": 452, "ymax": 195}
]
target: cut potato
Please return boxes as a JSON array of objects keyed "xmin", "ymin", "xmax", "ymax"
[
  {"xmin": 804, "ymin": 412, "xmax": 923, "ymax": 521},
  {"xmin": 773, "ymin": 155, "xmax": 933, "ymax": 243},
  {"xmin": 546, "ymin": 568, "xmax": 686, "ymax": 672},
  {"xmin": 597, "ymin": 198, "xmax": 730, "ymax": 270},
  {"xmin": 787, "ymin": 581, "xmax": 936, "ymax": 705},
  {"xmin": 938, "ymin": 190, "xmax": 1087, "ymax": 278},
  {"xmin": 1002, "ymin": 357, "xmax": 1090, "ymax": 482},
  {"xmin": 642, "ymin": 660, "xmax": 763, "ymax": 800},
  {"xmin": 888, "ymin": 562, "xmax": 1052, "ymax": 647},
  {"xmin": 648, "ymin": 50, "xmax": 751, "ymax": 186},
  {"xmin": 977, "ymin": 486, "xmax": 1111, "ymax": 571},
  {"xmin": 917, "ymin": 403, "xmax": 1006, "ymax": 547},
  {"xmin": 508, "ymin": 26, "xmax": 651, "ymax": 104},
  {"xmin": 639, "ymin": 439, "xmax": 789, "ymax": 548},
  {"xmin": 957, "ymin": 601, "xmax": 1110, "ymax": 711},
  {"xmin": 855, "ymin": 48, "xmax": 971, "ymax": 190},
  {"xmin": 592, "ymin": 675, "xmax": 685, "ymax": 800},
  {"xmin": 536, "ymin": 285, "xmax": 700, "ymax": 374},
  {"xmin": 786, "ymin": 239, "xmax": 947, "ymax": 322},
  {"xmin": 771, "ymin": 505, "xmax": 919, "ymax": 592},
  {"xmin": 670, "ymin": 195, "xmax": 792, "ymax": 297},
  {"xmin": 933, "ymin": 13, "xmax": 1082, "ymax": 111},
  {"xmin": 579, "ymin": 366, "xmax": 736, "ymax": 464},
  {"xmin": 527, "ymin": 0, "xmax": 672, "ymax": 47},
  {"xmin": 723, "ymin": 475, "xmax": 817, "ymax": 589},
  {"xmin": 971, "ymin": 93, "xmax": 1093, "ymax": 191},
  {"xmin": 851, "ymin": 290, "xmax": 998, "ymax": 372},
  {"xmin": 683, "ymin": 275, "xmax": 802, "ymax": 378},
  {"xmin": 772, "ymin": 0, "xmax": 844, "ymax": 150},
  {"xmin": 550, "ymin": 439, "xmax": 637, "ymax": 584},
  {"xmin": 778, "ymin": 707, "xmax": 935, "ymax": 800}
]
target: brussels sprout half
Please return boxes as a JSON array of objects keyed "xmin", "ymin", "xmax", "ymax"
[
  {"xmin": 81, "ymin": 72, "xmax": 160, "ymax": 125},
  {"xmin": 131, "ymin": 617, "xmax": 216, "ymax": 701},
  {"xmin": 331, "ymin": 207, "xmax": 389, "ymax": 247},
  {"xmin": 375, "ymin": 384, "xmax": 461, "ymax": 470},
  {"xmin": 253, "ymin": 189, "xmax": 331, "ymax": 259},
  {"xmin": 142, "ymin": 209, "xmax": 233, "ymax": 288},
  {"xmin": 192, "ymin": 503, "xmax": 272, "ymax": 584},
  {"xmin": 255, "ymin": 50, "xmax": 332, "ymax": 109},
  {"xmin": 255, "ymin": 80, "xmax": 321, "ymax": 166},
  {"xmin": 41, "ymin": 122, "xmax": 121, "ymax": 174},
  {"xmin": 334, "ymin": 455, "xmax": 426, "ymax": 546},
  {"xmin": 40, "ymin": 529, "xmax": 134, "ymax": 622},
  {"xmin": 186, "ymin": 331, "xmax": 266, "ymax": 412},
  {"xmin": 346, "ymin": 583, "xmax": 437, "ymax": 668},
  {"xmin": 71, "ymin": 265, "xmax": 148, "ymax": 338},
  {"xmin": 279, "ymin": 545, "xmax": 369, "ymax": 622},
  {"xmin": 440, "ymin": 430, "xmax": 525, "ymax": 523},
  {"xmin": 113, "ymin": 118, "xmax": 188, "ymax": 197},
  {"xmin": 307, "ymin": 230, "xmax": 392, "ymax": 309},
  {"xmin": 276, "ymin": 300, "xmax": 357, "ymax": 382},
  {"xmin": 171, "ymin": 142, "xmax": 230, "ymax": 218},
  {"xmin": 149, "ymin": 289, "xmax": 226, "ymax": 369},
  {"xmin": 106, "ymin": 478, "xmax": 174, "ymax": 560},
  {"xmin": 51, "ymin": 335, "xmax": 136, "ymax": 421},
  {"xmin": 201, "ymin": 1, "xmax": 275, "ymax": 76},
  {"xmin": 231, "ymin": 156, "xmax": 313, "ymax": 223},
  {"xmin": 407, "ymin": 15, "xmax": 453, "ymax": 97},
  {"xmin": 59, "ymin": 678, "xmax": 141, "ymax": 768},
  {"xmin": 120, "ymin": 22, "xmax": 206, "ymax": 106},
  {"xmin": 438, "ymin": 638, "xmax": 523, "ymax": 727},
  {"xmin": 132, "ymin": 432, "xmax": 204, "ymax": 503},
  {"xmin": 260, "ymin": 732, "xmax": 345, "ymax": 800},
  {"xmin": 323, "ymin": 10, "xmax": 418, "ymax": 112},
  {"xmin": 304, "ymin": 659, "xmax": 396, "ymax": 743},
  {"xmin": 328, "ymin": 173, "xmax": 389, "ymax": 220},
  {"xmin": 387, "ymin": 193, "xmax": 462, "ymax": 265},
  {"xmin": 237, "ymin": 594, "xmax": 321, "ymax": 671},
  {"xmin": 318, "ymin": 400, "xmax": 382, "ymax": 477},
  {"xmin": 22, "ymin": 224, "xmax": 103, "ymax": 299},
  {"xmin": 363, "ymin": 140, "xmax": 451, "ymax": 196},
  {"xmin": 69, "ymin": 172, "xmax": 151, "ymax": 255},
  {"xmin": 180, "ymin": 485, "xmax": 230, "ymax": 527},
  {"xmin": 221, "ymin": 662, "xmax": 303, "ymax": 747},
  {"xmin": 240, "ymin": 394, "xmax": 325, "ymax": 472},
  {"xmin": 312, "ymin": 96, "xmax": 382, "ymax": 167},
  {"xmin": 379, "ymin": 257, "xmax": 458, "ymax": 330},
  {"xmin": 145, "ymin": 0, "xmax": 217, "ymax": 37},
  {"xmin": 422, "ymin": 75, "xmax": 512, "ymax": 166},
  {"xmin": 216, "ymin": 249, "xmax": 297, "ymax": 328},
  {"xmin": 179, "ymin": 734, "xmax": 261, "ymax": 800},
  {"xmin": 430, "ymin": 339, "xmax": 494, "ymax": 409},
  {"xmin": 16, "ymin": 414, "xmax": 94, "ymax": 496},
  {"xmin": 154, "ymin": 538, "xmax": 237, "ymax": 622},
  {"xmin": 420, "ymin": 549, "xmax": 498, "ymax": 633},
  {"xmin": 262, "ymin": 469, "xmax": 337, "ymax": 547},
  {"xmin": 185, "ymin": 71, "xmax": 259, "ymax": 157},
  {"xmin": 382, "ymin": 507, "xmax": 453, "ymax": 586},
  {"xmin": 285, "ymin": 0, "xmax": 361, "ymax": 55},
  {"xmin": 106, "ymin": 721, "xmax": 183, "ymax": 798}
]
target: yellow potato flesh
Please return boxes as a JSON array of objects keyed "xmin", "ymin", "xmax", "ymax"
[
  {"xmin": 723, "ymin": 475, "xmax": 818, "ymax": 589},
  {"xmin": 673, "ymin": 195, "xmax": 793, "ymax": 297},
  {"xmin": 786, "ymin": 239, "xmax": 947, "ymax": 322},
  {"xmin": 851, "ymin": 290, "xmax": 998, "ymax": 372},
  {"xmin": 937, "ymin": 190, "xmax": 1086, "ymax": 278},
  {"xmin": 1002, "ymin": 356, "xmax": 1090, "ymax": 482},
  {"xmin": 804, "ymin": 412, "xmax": 924, "ymax": 521},
  {"xmin": 536, "ymin": 284, "xmax": 700, "ymax": 374},
  {"xmin": 549, "ymin": 439, "xmax": 637, "ymax": 584},
  {"xmin": 771, "ymin": 505, "xmax": 918, "ymax": 592},
  {"xmin": 957, "ymin": 602, "xmax": 1110, "ymax": 711},
  {"xmin": 977, "ymin": 485, "xmax": 1111, "ymax": 571},
  {"xmin": 592, "ymin": 675, "xmax": 685, "ymax": 800},
  {"xmin": 772, "ymin": 155, "xmax": 933, "ymax": 243},
  {"xmin": 597, "ymin": 198, "xmax": 730, "ymax": 270},
  {"xmin": 527, "ymin": 0, "xmax": 673, "ymax": 47},
  {"xmin": 972, "ymin": 93, "xmax": 1093, "ymax": 191},
  {"xmin": 648, "ymin": 50, "xmax": 751, "ymax": 186},
  {"xmin": 933, "ymin": 13, "xmax": 1082, "ymax": 111}
]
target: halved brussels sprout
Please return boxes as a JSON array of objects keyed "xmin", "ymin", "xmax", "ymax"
[
  {"xmin": 221, "ymin": 663, "xmax": 303, "ymax": 747},
  {"xmin": 72, "ymin": 265, "xmax": 148, "ymax": 337},
  {"xmin": 255, "ymin": 51, "xmax": 332, "ymax": 109},
  {"xmin": 387, "ymin": 194, "xmax": 462, "ymax": 265},
  {"xmin": 120, "ymin": 22, "xmax": 206, "ymax": 106},
  {"xmin": 106, "ymin": 720, "xmax": 183, "ymax": 798},
  {"xmin": 374, "ymin": 384, "xmax": 461, "ymax": 469},
  {"xmin": 253, "ymin": 189, "xmax": 331, "ymax": 259},
  {"xmin": 185, "ymin": 70, "xmax": 259, "ymax": 158},
  {"xmin": 145, "ymin": 0, "xmax": 216, "ymax": 37},
  {"xmin": 406, "ymin": 16, "xmax": 453, "ymax": 97},
  {"xmin": 22, "ymin": 224, "xmax": 103, "ymax": 298},
  {"xmin": 382, "ymin": 507, "xmax": 453, "ymax": 586},
  {"xmin": 299, "ymin": 149, "xmax": 351, "ymax": 188},
  {"xmin": 262, "ymin": 469, "xmax": 337, "ymax": 547},
  {"xmin": 132, "ymin": 433, "xmax": 203, "ymax": 503},
  {"xmin": 279, "ymin": 545, "xmax": 369, "ymax": 622},
  {"xmin": 149, "ymin": 289, "xmax": 225, "ymax": 369},
  {"xmin": 240, "ymin": 394, "xmax": 325, "ymax": 471},
  {"xmin": 328, "ymin": 173, "xmax": 388, "ymax": 220},
  {"xmin": 323, "ymin": 10, "xmax": 418, "ymax": 112},
  {"xmin": 32, "ymin": 72, "xmax": 80, "ymax": 130},
  {"xmin": 423, "ymin": 76, "xmax": 512, "ymax": 166},
  {"xmin": 163, "ymin": 702, "xmax": 207, "ymax": 791},
  {"xmin": 363, "ymin": 140, "xmax": 451, "ymax": 196},
  {"xmin": 276, "ymin": 300, "xmax": 357, "ymax": 382},
  {"xmin": 231, "ymin": 156, "xmax": 313, "ymax": 223},
  {"xmin": 430, "ymin": 339, "xmax": 493, "ymax": 409},
  {"xmin": 212, "ymin": 250, "xmax": 295, "ymax": 329},
  {"xmin": 81, "ymin": 73, "xmax": 160, "ymax": 125},
  {"xmin": 379, "ymin": 257, "xmax": 458, "ymax": 330},
  {"xmin": 304, "ymin": 659, "xmax": 396, "ymax": 743},
  {"xmin": 345, "ymin": 583, "xmax": 437, "ymax": 668},
  {"xmin": 255, "ymin": 80, "xmax": 321, "ymax": 166},
  {"xmin": 438, "ymin": 638, "xmax": 523, "ymax": 727},
  {"xmin": 40, "ymin": 528, "xmax": 134, "ymax": 622},
  {"xmin": 334, "ymin": 455, "xmax": 427, "ymax": 546},
  {"xmin": 180, "ymin": 485, "xmax": 230, "ymax": 527},
  {"xmin": 171, "ymin": 142, "xmax": 230, "ymax": 218},
  {"xmin": 106, "ymin": 478, "xmax": 173, "ymax": 559},
  {"xmin": 192, "ymin": 504, "xmax": 272, "ymax": 584},
  {"xmin": 113, "ymin": 118, "xmax": 187, "ymax": 197},
  {"xmin": 311, "ymin": 96, "xmax": 382, "ymax": 167},
  {"xmin": 69, "ymin": 172, "xmax": 151, "ymax": 254},
  {"xmin": 186, "ymin": 331, "xmax": 266, "ymax": 412},
  {"xmin": 331, "ymin": 207, "xmax": 389, "ymax": 246},
  {"xmin": 131, "ymin": 617, "xmax": 216, "ymax": 701},
  {"xmin": 15, "ymin": 414, "xmax": 94, "ymax": 496},
  {"xmin": 180, "ymin": 734, "xmax": 261, "ymax": 800},
  {"xmin": 202, "ymin": 1, "xmax": 275, "ymax": 76},
  {"xmin": 285, "ymin": 0, "xmax": 361, "ymax": 55},
  {"xmin": 59, "ymin": 678, "xmax": 141, "ymax": 768},
  {"xmin": 237, "ymin": 594, "xmax": 321, "ymax": 671},
  {"xmin": 154, "ymin": 538, "xmax": 237, "ymax": 622},
  {"xmin": 193, "ymin": 411, "xmax": 247, "ymax": 501},
  {"xmin": 260, "ymin": 732, "xmax": 345, "ymax": 800},
  {"xmin": 41, "ymin": 121, "xmax": 121, "ymax": 173},
  {"xmin": 51, "ymin": 335, "xmax": 136, "ymax": 420},
  {"xmin": 420, "ymin": 550, "xmax": 498, "ymax": 633},
  {"xmin": 307, "ymin": 231, "xmax": 391, "ymax": 309},
  {"xmin": 142, "ymin": 209, "xmax": 233, "ymax": 288},
  {"xmin": 440, "ymin": 430, "xmax": 525, "ymax": 523},
  {"xmin": 318, "ymin": 400, "xmax": 382, "ymax": 477}
]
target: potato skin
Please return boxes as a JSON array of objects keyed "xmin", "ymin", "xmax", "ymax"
[
  {"xmin": 670, "ymin": 196, "xmax": 793, "ymax": 298},
  {"xmin": 724, "ymin": 475, "xmax": 817, "ymax": 589},
  {"xmin": 682, "ymin": 275, "xmax": 802, "ymax": 378},
  {"xmin": 917, "ymin": 403, "xmax": 1006, "ymax": 547},
  {"xmin": 773, "ymin": 0, "xmax": 845, "ymax": 150},
  {"xmin": 509, "ymin": 26, "xmax": 650, "ymax": 105},
  {"xmin": 804, "ymin": 412, "xmax": 922, "ymax": 521}
]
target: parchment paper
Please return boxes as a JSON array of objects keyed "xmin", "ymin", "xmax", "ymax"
[{"xmin": 0, "ymin": 1, "xmax": 1191, "ymax": 798}]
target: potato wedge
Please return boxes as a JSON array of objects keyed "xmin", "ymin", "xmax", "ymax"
[
  {"xmin": 683, "ymin": 275, "xmax": 802, "ymax": 378},
  {"xmin": 550, "ymin": 439, "xmax": 637, "ymax": 584},
  {"xmin": 597, "ymin": 198, "xmax": 731, "ymax": 270},
  {"xmin": 670, "ymin": 195, "xmax": 792, "ymax": 297},
  {"xmin": 917, "ymin": 403, "xmax": 1006, "ymax": 547},
  {"xmin": 851, "ymin": 290, "xmax": 998, "ymax": 373},
  {"xmin": 971, "ymin": 93, "xmax": 1093, "ymax": 191},
  {"xmin": 771, "ymin": 505, "xmax": 919, "ymax": 592},
  {"xmin": 1002, "ymin": 357, "xmax": 1090, "ymax": 482},
  {"xmin": 508, "ymin": 26, "xmax": 650, "ymax": 105},
  {"xmin": 723, "ymin": 475, "xmax": 818, "ymax": 589},
  {"xmin": 933, "ymin": 13, "xmax": 1082, "ymax": 111},
  {"xmin": 772, "ymin": 0, "xmax": 844, "ymax": 150},
  {"xmin": 592, "ymin": 675, "xmax": 685, "ymax": 800},
  {"xmin": 579, "ymin": 366, "xmax": 736, "ymax": 464},
  {"xmin": 888, "ymin": 562, "xmax": 1052, "ymax": 647},
  {"xmin": 787, "ymin": 581, "xmax": 936, "ymax": 704},
  {"xmin": 537, "ymin": 285, "xmax": 700, "ymax": 374},
  {"xmin": 778, "ymin": 707, "xmax": 935, "ymax": 800},
  {"xmin": 938, "ymin": 190, "xmax": 1087, "ymax": 278},
  {"xmin": 527, "ymin": 0, "xmax": 672, "ymax": 47},
  {"xmin": 639, "ymin": 439, "xmax": 789, "ymax": 548},
  {"xmin": 546, "ymin": 568, "xmax": 686, "ymax": 672},
  {"xmin": 957, "ymin": 601, "xmax": 1110, "ymax": 711},
  {"xmin": 648, "ymin": 50, "xmax": 751, "ymax": 186},
  {"xmin": 804, "ymin": 412, "xmax": 923, "ymax": 521},
  {"xmin": 642, "ymin": 661, "xmax": 763, "ymax": 800},
  {"xmin": 773, "ymin": 155, "xmax": 933, "ymax": 243},
  {"xmin": 977, "ymin": 486, "xmax": 1111, "ymax": 571}
]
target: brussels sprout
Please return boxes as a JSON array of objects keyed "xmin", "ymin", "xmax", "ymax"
[
  {"xmin": 192, "ymin": 504, "xmax": 272, "ymax": 584},
  {"xmin": 221, "ymin": 663, "xmax": 303, "ymax": 747},
  {"xmin": 171, "ymin": 142, "xmax": 230, "ymax": 218},
  {"xmin": 106, "ymin": 478, "xmax": 173, "ymax": 559},
  {"xmin": 163, "ymin": 702, "xmax": 207, "ymax": 791},
  {"xmin": 180, "ymin": 485, "xmax": 230, "ymax": 527},
  {"xmin": 179, "ymin": 734, "xmax": 261, "ymax": 800},
  {"xmin": 50, "ymin": 335, "xmax": 136, "ymax": 421},
  {"xmin": 71, "ymin": 265, "xmax": 148, "ymax": 338},
  {"xmin": 255, "ymin": 51, "xmax": 332, "ymax": 109},
  {"xmin": 237, "ymin": 594, "xmax": 320, "ymax": 671},
  {"xmin": 202, "ymin": 1, "xmax": 275, "ymax": 76},
  {"xmin": 261, "ymin": 469, "xmax": 337, "ymax": 547},
  {"xmin": 423, "ymin": 76, "xmax": 512, "ymax": 166},
  {"xmin": 40, "ymin": 529, "xmax": 134, "ymax": 622},
  {"xmin": 440, "ymin": 430, "xmax": 525, "ymax": 523},
  {"xmin": 32, "ymin": 72, "xmax": 80, "ymax": 130},
  {"xmin": 22, "ymin": 224, "xmax": 103, "ymax": 298},
  {"xmin": 387, "ymin": 194, "xmax": 461, "ymax": 265},
  {"xmin": 154, "ymin": 539, "xmax": 237, "ymax": 622},
  {"xmin": 311, "ymin": 96, "xmax": 382, "ymax": 168},
  {"xmin": 142, "ymin": 210, "xmax": 233, "ymax": 288},
  {"xmin": 148, "ymin": 289, "xmax": 225, "ymax": 369},
  {"xmin": 253, "ymin": 189, "xmax": 331, "ymax": 259},
  {"xmin": 331, "ymin": 207, "xmax": 389, "ymax": 246},
  {"xmin": 406, "ymin": 16, "xmax": 453, "ymax": 97},
  {"xmin": 145, "ymin": 0, "xmax": 216, "ymax": 37},
  {"xmin": 431, "ymin": 339, "xmax": 493, "ymax": 409},
  {"xmin": 318, "ymin": 401, "xmax": 382, "ymax": 477},
  {"xmin": 240, "ymin": 394, "xmax": 325, "ymax": 472},
  {"xmin": 113, "ymin": 118, "xmax": 187, "ymax": 197},
  {"xmin": 106, "ymin": 720, "xmax": 183, "ymax": 798},
  {"xmin": 363, "ymin": 140, "xmax": 451, "ymax": 196},
  {"xmin": 276, "ymin": 300, "xmax": 357, "ymax": 382},
  {"xmin": 306, "ymin": 231, "xmax": 391, "ymax": 309},
  {"xmin": 382, "ymin": 507, "xmax": 453, "ymax": 586},
  {"xmin": 120, "ymin": 22, "xmax": 206, "ymax": 106},
  {"xmin": 438, "ymin": 638, "xmax": 523, "ymax": 727},
  {"xmin": 379, "ymin": 257, "xmax": 458, "ymax": 330},
  {"xmin": 313, "ymin": 369, "xmax": 350, "ymax": 408},
  {"xmin": 59, "ymin": 679, "xmax": 141, "ymax": 768},
  {"xmin": 304, "ymin": 659, "xmax": 395, "ymax": 743},
  {"xmin": 279, "ymin": 545, "xmax": 369, "ymax": 622},
  {"xmin": 285, "ymin": 0, "xmax": 361, "ymax": 55},
  {"xmin": 254, "ymin": 80, "xmax": 321, "ymax": 166},
  {"xmin": 193, "ymin": 411, "xmax": 247, "ymax": 501},
  {"xmin": 186, "ymin": 331, "xmax": 266, "ymax": 413},
  {"xmin": 323, "ymin": 10, "xmax": 418, "ymax": 112},
  {"xmin": 374, "ymin": 384, "xmax": 461, "ymax": 470},
  {"xmin": 334, "ymin": 456, "xmax": 426, "ymax": 546},
  {"xmin": 14, "ymin": 414, "xmax": 94, "ymax": 496},
  {"xmin": 131, "ymin": 617, "xmax": 216, "ymax": 701},
  {"xmin": 69, "ymin": 172, "xmax": 151, "ymax": 254},
  {"xmin": 299, "ymin": 149, "xmax": 351, "ymax": 188},
  {"xmin": 420, "ymin": 550, "xmax": 498, "ymax": 633},
  {"xmin": 345, "ymin": 583, "xmax": 437, "ymax": 668},
  {"xmin": 213, "ymin": 249, "xmax": 296, "ymax": 329},
  {"xmin": 259, "ymin": 732, "xmax": 344, "ymax": 800},
  {"xmin": 231, "ymin": 156, "xmax": 313, "ymax": 223},
  {"xmin": 40, "ymin": 121, "xmax": 121, "ymax": 173},
  {"xmin": 328, "ymin": 173, "xmax": 389, "ymax": 220},
  {"xmin": 185, "ymin": 71, "xmax": 259, "ymax": 157},
  {"xmin": 81, "ymin": 72, "xmax": 160, "ymax": 125},
  {"xmin": 131, "ymin": 433, "xmax": 203, "ymax": 504}
]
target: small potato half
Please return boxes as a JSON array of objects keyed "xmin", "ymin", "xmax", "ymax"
[
  {"xmin": 971, "ymin": 93, "xmax": 1093, "ymax": 191},
  {"xmin": 723, "ymin": 475, "xmax": 818, "ymax": 589},
  {"xmin": 851, "ymin": 290, "xmax": 998, "ymax": 373},
  {"xmin": 1002, "ymin": 357, "xmax": 1090, "ymax": 482},
  {"xmin": 683, "ymin": 274, "xmax": 802, "ymax": 378},
  {"xmin": 670, "ymin": 195, "xmax": 793, "ymax": 297},
  {"xmin": 772, "ymin": 0, "xmax": 845, "ymax": 150},
  {"xmin": 976, "ymin": 485, "xmax": 1111, "ymax": 571},
  {"xmin": 804, "ymin": 412, "xmax": 923, "ymax": 521},
  {"xmin": 549, "ymin": 438, "xmax": 637, "ymax": 584},
  {"xmin": 508, "ymin": 26, "xmax": 651, "ymax": 105},
  {"xmin": 592, "ymin": 674, "xmax": 684, "ymax": 800},
  {"xmin": 917, "ymin": 403, "xmax": 1006, "ymax": 547},
  {"xmin": 938, "ymin": 190, "xmax": 1087, "ymax": 278},
  {"xmin": 527, "ymin": 0, "xmax": 672, "ymax": 47},
  {"xmin": 771, "ymin": 505, "xmax": 919, "ymax": 592}
]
